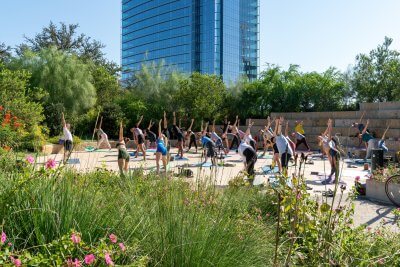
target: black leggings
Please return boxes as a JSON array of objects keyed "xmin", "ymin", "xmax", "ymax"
[
  {"xmin": 296, "ymin": 137, "xmax": 310, "ymax": 150},
  {"xmin": 281, "ymin": 152, "xmax": 292, "ymax": 169},
  {"xmin": 230, "ymin": 134, "xmax": 240, "ymax": 150},
  {"xmin": 243, "ymin": 148, "xmax": 257, "ymax": 176},
  {"xmin": 188, "ymin": 134, "xmax": 197, "ymax": 151}
]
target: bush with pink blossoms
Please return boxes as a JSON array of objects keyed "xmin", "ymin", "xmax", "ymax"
[{"xmin": 0, "ymin": 230, "xmax": 148, "ymax": 266}]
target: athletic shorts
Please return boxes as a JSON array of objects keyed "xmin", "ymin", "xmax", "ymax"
[
  {"xmin": 249, "ymin": 140, "xmax": 256, "ymax": 150},
  {"xmin": 243, "ymin": 147, "xmax": 257, "ymax": 164},
  {"xmin": 156, "ymin": 143, "xmax": 167, "ymax": 156},
  {"xmin": 273, "ymin": 143, "xmax": 279, "ymax": 154},
  {"xmin": 177, "ymin": 132, "xmax": 184, "ymax": 142},
  {"xmin": 64, "ymin": 140, "xmax": 73, "ymax": 152},
  {"xmin": 137, "ymin": 134, "xmax": 145, "ymax": 145},
  {"xmin": 206, "ymin": 141, "xmax": 216, "ymax": 158},
  {"xmin": 118, "ymin": 149, "xmax": 130, "ymax": 161},
  {"xmin": 329, "ymin": 148, "xmax": 338, "ymax": 158}
]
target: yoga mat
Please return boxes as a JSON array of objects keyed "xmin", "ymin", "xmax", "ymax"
[
  {"xmin": 262, "ymin": 165, "xmax": 280, "ymax": 174},
  {"xmin": 67, "ymin": 158, "xmax": 80, "ymax": 164},
  {"xmin": 268, "ymin": 176, "xmax": 292, "ymax": 188},
  {"xmin": 173, "ymin": 156, "xmax": 189, "ymax": 161},
  {"xmin": 192, "ymin": 162, "xmax": 214, "ymax": 168},
  {"xmin": 85, "ymin": 146, "xmax": 96, "ymax": 152},
  {"xmin": 147, "ymin": 149, "xmax": 156, "ymax": 153},
  {"xmin": 258, "ymin": 154, "xmax": 273, "ymax": 159}
]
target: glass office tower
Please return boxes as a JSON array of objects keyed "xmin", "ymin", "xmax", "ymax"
[{"xmin": 121, "ymin": 0, "xmax": 259, "ymax": 83}]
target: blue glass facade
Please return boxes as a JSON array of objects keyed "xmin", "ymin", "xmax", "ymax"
[{"xmin": 121, "ymin": 0, "xmax": 259, "ymax": 83}]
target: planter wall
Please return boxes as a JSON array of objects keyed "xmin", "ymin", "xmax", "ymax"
[{"xmin": 366, "ymin": 178, "xmax": 400, "ymax": 205}]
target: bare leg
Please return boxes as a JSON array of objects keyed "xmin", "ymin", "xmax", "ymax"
[
  {"xmin": 156, "ymin": 152, "xmax": 161, "ymax": 174},
  {"xmin": 162, "ymin": 156, "xmax": 167, "ymax": 176},
  {"xmin": 118, "ymin": 159, "xmax": 125, "ymax": 175}
]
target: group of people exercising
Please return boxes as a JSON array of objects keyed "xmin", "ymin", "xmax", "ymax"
[{"xmin": 61, "ymin": 111, "xmax": 390, "ymax": 183}]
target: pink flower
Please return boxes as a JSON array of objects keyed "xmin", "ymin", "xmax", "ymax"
[
  {"xmin": 355, "ymin": 176, "xmax": 360, "ymax": 182},
  {"xmin": 119, "ymin": 242, "xmax": 126, "ymax": 252},
  {"xmin": 13, "ymin": 258, "xmax": 22, "ymax": 267},
  {"xmin": 72, "ymin": 259, "xmax": 81, "ymax": 267},
  {"xmin": 104, "ymin": 253, "xmax": 114, "ymax": 266},
  {"xmin": 397, "ymin": 207, "xmax": 400, "ymax": 211},
  {"xmin": 70, "ymin": 233, "xmax": 81, "ymax": 244},
  {"xmin": 84, "ymin": 254, "xmax": 95, "ymax": 265},
  {"xmin": 367, "ymin": 227, "xmax": 371, "ymax": 231},
  {"xmin": 26, "ymin": 155, "xmax": 34, "ymax": 164},
  {"xmin": 8, "ymin": 242, "xmax": 12, "ymax": 246},
  {"xmin": 377, "ymin": 258, "xmax": 385, "ymax": 265},
  {"xmin": 109, "ymin": 234, "xmax": 117, "ymax": 243},
  {"xmin": 45, "ymin": 158, "xmax": 56, "ymax": 169},
  {"xmin": 1, "ymin": 231, "xmax": 6, "ymax": 244}
]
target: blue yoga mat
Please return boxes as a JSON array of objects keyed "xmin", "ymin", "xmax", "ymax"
[
  {"xmin": 67, "ymin": 158, "xmax": 80, "ymax": 164},
  {"xmin": 262, "ymin": 165, "xmax": 280, "ymax": 174},
  {"xmin": 174, "ymin": 156, "xmax": 189, "ymax": 161},
  {"xmin": 192, "ymin": 162, "xmax": 214, "ymax": 167}
]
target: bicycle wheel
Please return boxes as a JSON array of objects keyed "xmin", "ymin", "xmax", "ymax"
[{"xmin": 385, "ymin": 174, "xmax": 400, "ymax": 207}]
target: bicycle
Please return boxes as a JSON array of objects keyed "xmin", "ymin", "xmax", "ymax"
[{"xmin": 385, "ymin": 174, "xmax": 400, "ymax": 207}]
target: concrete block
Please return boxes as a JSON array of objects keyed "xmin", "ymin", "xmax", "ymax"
[{"xmin": 366, "ymin": 178, "xmax": 399, "ymax": 205}]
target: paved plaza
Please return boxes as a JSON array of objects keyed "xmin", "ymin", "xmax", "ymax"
[{"xmin": 37, "ymin": 147, "xmax": 399, "ymax": 231}]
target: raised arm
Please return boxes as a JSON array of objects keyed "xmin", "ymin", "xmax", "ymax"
[
  {"xmin": 187, "ymin": 119, "xmax": 194, "ymax": 132},
  {"xmin": 98, "ymin": 116, "xmax": 103, "ymax": 129},
  {"xmin": 245, "ymin": 119, "xmax": 254, "ymax": 136},
  {"xmin": 61, "ymin": 112, "xmax": 66, "ymax": 128},
  {"xmin": 273, "ymin": 118, "xmax": 279, "ymax": 137},
  {"xmin": 359, "ymin": 111, "xmax": 366, "ymax": 123},
  {"xmin": 361, "ymin": 120, "xmax": 369, "ymax": 135},
  {"xmin": 327, "ymin": 119, "xmax": 333, "ymax": 140},
  {"xmin": 163, "ymin": 111, "xmax": 167, "ymax": 129},
  {"xmin": 276, "ymin": 117, "xmax": 284, "ymax": 135},
  {"xmin": 158, "ymin": 119, "xmax": 162, "ymax": 137},
  {"xmin": 173, "ymin": 112, "xmax": 177, "ymax": 126},
  {"xmin": 212, "ymin": 119, "xmax": 216, "ymax": 132},
  {"xmin": 381, "ymin": 123, "xmax": 390, "ymax": 140},
  {"xmin": 323, "ymin": 119, "xmax": 331, "ymax": 136},
  {"xmin": 136, "ymin": 115, "xmax": 143, "ymax": 128},
  {"xmin": 285, "ymin": 120, "xmax": 289, "ymax": 137},
  {"xmin": 224, "ymin": 121, "xmax": 231, "ymax": 135},
  {"xmin": 147, "ymin": 119, "xmax": 153, "ymax": 130},
  {"xmin": 119, "ymin": 122, "xmax": 124, "ymax": 141}
]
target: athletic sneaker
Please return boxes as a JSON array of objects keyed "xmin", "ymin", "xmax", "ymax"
[{"xmin": 321, "ymin": 177, "xmax": 333, "ymax": 185}]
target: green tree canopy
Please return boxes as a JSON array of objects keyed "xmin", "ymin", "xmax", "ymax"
[{"xmin": 350, "ymin": 37, "xmax": 400, "ymax": 102}]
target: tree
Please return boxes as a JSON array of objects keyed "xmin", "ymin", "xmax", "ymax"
[
  {"xmin": 350, "ymin": 37, "xmax": 400, "ymax": 102},
  {"xmin": 90, "ymin": 64, "xmax": 121, "ymax": 106},
  {"xmin": 11, "ymin": 47, "xmax": 96, "ymax": 134},
  {"xmin": 175, "ymin": 73, "xmax": 226, "ymax": 122},
  {"xmin": 0, "ymin": 42, "xmax": 11, "ymax": 63},
  {"xmin": 0, "ymin": 64, "xmax": 45, "ymax": 150},
  {"xmin": 18, "ymin": 21, "xmax": 120, "ymax": 75}
]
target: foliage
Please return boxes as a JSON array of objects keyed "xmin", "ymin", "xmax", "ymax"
[
  {"xmin": 0, "ymin": 164, "xmax": 275, "ymax": 266},
  {"xmin": 269, "ymin": 157, "xmax": 400, "ymax": 266},
  {"xmin": 175, "ymin": 72, "xmax": 226, "ymax": 122},
  {"xmin": 0, "ymin": 42, "xmax": 11, "ymax": 63},
  {"xmin": 0, "ymin": 65, "xmax": 45, "ymax": 151},
  {"xmin": 0, "ymin": 230, "xmax": 148, "ymax": 266},
  {"xmin": 369, "ymin": 164, "xmax": 400, "ymax": 182},
  {"xmin": 350, "ymin": 37, "xmax": 400, "ymax": 102},
  {"xmin": 90, "ymin": 64, "xmax": 121, "ymax": 106},
  {"xmin": 11, "ymin": 47, "xmax": 96, "ymax": 134}
]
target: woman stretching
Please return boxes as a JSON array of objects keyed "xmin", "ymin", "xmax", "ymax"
[
  {"xmin": 221, "ymin": 119, "xmax": 231, "ymax": 153},
  {"xmin": 229, "ymin": 116, "xmax": 240, "ymax": 152},
  {"xmin": 239, "ymin": 124, "xmax": 258, "ymax": 178},
  {"xmin": 156, "ymin": 119, "xmax": 169, "ymax": 175},
  {"xmin": 144, "ymin": 119, "xmax": 157, "ymax": 149},
  {"xmin": 185, "ymin": 119, "xmax": 198, "ymax": 153},
  {"xmin": 172, "ymin": 112, "xmax": 185, "ymax": 159},
  {"xmin": 95, "ymin": 116, "xmax": 112, "ymax": 150},
  {"xmin": 201, "ymin": 122, "xmax": 216, "ymax": 165},
  {"xmin": 244, "ymin": 119, "xmax": 256, "ymax": 150},
  {"xmin": 131, "ymin": 115, "xmax": 146, "ymax": 161},
  {"xmin": 322, "ymin": 119, "xmax": 340, "ymax": 184},
  {"xmin": 116, "ymin": 122, "xmax": 130, "ymax": 176},
  {"xmin": 210, "ymin": 119, "xmax": 225, "ymax": 155}
]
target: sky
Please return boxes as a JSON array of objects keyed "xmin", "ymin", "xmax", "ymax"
[{"xmin": 1, "ymin": 0, "xmax": 400, "ymax": 73}]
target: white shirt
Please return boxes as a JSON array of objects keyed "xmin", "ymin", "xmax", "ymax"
[
  {"xmin": 238, "ymin": 141, "xmax": 253, "ymax": 162},
  {"xmin": 63, "ymin": 127, "xmax": 73, "ymax": 142},
  {"xmin": 276, "ymin": 135, "xmax": 293, "ymax": 156}
]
